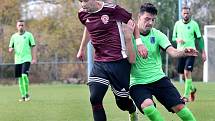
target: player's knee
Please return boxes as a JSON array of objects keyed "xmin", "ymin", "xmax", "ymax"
[
  {"xmin": 184, "ymin": 71, "xmax": 191, "ymax": 78},
  {"xmin": 171, "ymin": 104, "xmax": 185, "ymax": 113},
  {"xmin": 116, "ymin": 97, "xmax": 133, "ymax": 111},
  {"xmin": 90, "ymin": 94, "xmax": 102, "ymax": 105},
  {"xmin": 141, "ymin": 98, "xmax": 154, "ymax": 109}
]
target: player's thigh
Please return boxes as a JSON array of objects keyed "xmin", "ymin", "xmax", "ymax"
[
  {"xmin": 154, "ymin": 77, "xmax": 184, "ymax": 113},
  {"xmin": 88, "ymin": 61, "xmax": 110, "ymax": 85},
  {"xmin": 177, "ymin": 57, "xmax": 186, "ymax": 74},
  {"xmin": 22, "ymin": 62, "xmax": 31, "ymax": 75},
  {"xmin": 184, "ymin": 56, "xmax": 195, "ymax": 71},
  {"xmin": 88, "ymin": 82, "xmax": 109, "ymax": 104},
  {"xmin": 130, "ymin": 85, "xmax": 153, "ymax": 114},
  {"xmin": 107, "ymin": 59, "xmax": 131, "ymax": 92},
  {"xmin": 15, "ymin": 64, "xmax": 22, "ymax": 78}
]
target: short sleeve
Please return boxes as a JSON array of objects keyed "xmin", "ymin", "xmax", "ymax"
[
  {"xmin": 158, "ymin": 31, "xmax": 171, "ymax": 50},
  {"xmin": 9, "ymin": 35, "xmax": 14, "ymax": 48},
  {"xmin": 172, "ymin": 22, "xmax": 178, "ymax": 42},
  {"xmin": 194, "ymin": 22, "xmax": 202, "ymax": 38},
  {"xmin": 113, "ymin": 5, "xmax": 132, "ymax": 24},
  {"xmin": 29, "ymin": 33, "xmax": 36, "ymax": 47}
]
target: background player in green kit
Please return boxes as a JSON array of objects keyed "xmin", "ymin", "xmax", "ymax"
[
  {"xmin": 172, "ymin": 6, "xmax": 206, "ymax": 102},
  {"xmin": 129, "ymin": 3, "xmax": 198, "ymax": 121},
  {"xmin": 9, "ymin": 19, "xmax": 37, "ymax": 102}
]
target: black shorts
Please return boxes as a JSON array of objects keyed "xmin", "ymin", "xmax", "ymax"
[
  {"xmin": 177, "ymin": 56, "xmax": 195, "ymax": 74},
  {"xmin": 130, "ymin": 77, "xmax": 184, "ymax": 114},
  {"xmin": 15, "ymin": 62, "xmax": 31, "ymax": 78},
  {"xmin": 88, "ymin": 59, "xmax": 131, "ymax": 98}
]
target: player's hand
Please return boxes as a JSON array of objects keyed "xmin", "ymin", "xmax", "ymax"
[
  {"xmin": 201, "ymin": 51, "xmax": 206, "ymax": 62},
  {"xmin": 184, "ymin": 48, "xmax": 198, "ymax": 56},
  {"xmin": 127, "ymin": 19, "xmax": 135, "ymax": 33},
  {"xmin": 176, "ymin": 38, "xmax": 185, "ymax": 44},
  {"xmin": 137, "ymin": 44, "xmax": 148, "ymax": 58},
  {"xmin": 76, "ymin": 49, "xmax": 85, "ymax": 62},
  {"xmin": 31, "ymin": 59, "xmax": 37, "ymax": 64}
]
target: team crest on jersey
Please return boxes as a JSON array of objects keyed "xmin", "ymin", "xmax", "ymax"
[
  {"xmin": 101, "ymin": 15, "xmax": 109, "ymax": 24},
  {"xmin": 187, "ymin": 26, "xmax": 191, "ymax": 29},
  {"xmin": 150, "ymin": 37, "xmax": 155, "ymax": 44}
]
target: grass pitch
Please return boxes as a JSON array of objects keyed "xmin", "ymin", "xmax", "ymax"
[{"xmin": 0, "ymin": 82, "xmax": 214, "ymax": 121}]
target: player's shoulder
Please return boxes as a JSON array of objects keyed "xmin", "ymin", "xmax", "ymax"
[
  {"xmin": 175, "ymin": 19, "xmax": 182, "ymax": 25},
  {"xmin": 24, "ymin": 31, "xmax": 32, "ymax": 35},
  {"xmin": 190, "ymin": 19, "xmax": 199, "ymax": 25},
  {"xmin": 11, "ymin": 32, "xmax": 19, "ymax": 38},
  {"xmin": 152, "ymin": 28, "xmax": 163, "ymax": 34},
  {"xmin": 103, "ymin": 2, "xmax": 116, "ymax": 9}
]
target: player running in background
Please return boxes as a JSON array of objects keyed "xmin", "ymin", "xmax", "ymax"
[
  {"xmin": 9, "ymin": 19, "xmax": 37, "ymax": 102},
  {"xmin": 129, "ymin": 3, "xmax": 197, "ymax": 121},
  {"xmin": 77, "ymin": 0, "xmax": 148, "ymax": 121},
  {"xmin": 172, "ymin": 6, "xmax": 206, "ymax": 102}
]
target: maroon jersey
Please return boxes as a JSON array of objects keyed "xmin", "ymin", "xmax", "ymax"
[{"xmin": 78, "ymin": 2, "xmax": 132, "ymax": 62}]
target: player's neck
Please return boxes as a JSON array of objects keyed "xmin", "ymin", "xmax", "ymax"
[
  {"xmin": 90, "ymin": 1, "xmax": 103, "ymax": 13},
  {"xmin": 18, "ymin": 30, "xmax": 25, "ymax": 35},
  {"xmin": 183, "ymin": 19, "xmax": 191, "ymax": 24},
  {"xmin": 140, "ymin": 30, "xmax": 150, "ymax": 36}
]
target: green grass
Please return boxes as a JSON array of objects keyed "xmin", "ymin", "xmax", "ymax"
[{"xmin": 0, "ymin": 82, "xmax": 214, "ymax": 121}]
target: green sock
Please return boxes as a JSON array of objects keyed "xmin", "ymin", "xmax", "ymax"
[
  {"xmin": 184, "ymin": 79, "xmax": 192, "ymax": 98},
  {"xmin": 177, "ymin": 106, "xmax": 196, "ymax": 121},
  {"xmin": 22, "ymin": 74, "xmax": 29, "ymax": 95},
  {"xmin": 143, "ymin": 105, "xmax": 165, "ymax": 121},
  {"xmin": 18, "ymin": 77, "xmax": 25, "ymax": 97}
]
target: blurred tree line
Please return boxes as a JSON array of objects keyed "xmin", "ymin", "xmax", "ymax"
[{"xmin": 0, "ymin": 0, "xmax": 214, "ymax": 83}]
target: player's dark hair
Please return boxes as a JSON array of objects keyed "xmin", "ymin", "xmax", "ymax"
[
  {"xmin": 16, "ymin": 19, "xmax": 25, "ymax": 23},
  {"xmin": 182, "ymin": 6, "xmax": 190, "ymax": 10},
  {"xmin": 140, "ymin": 3, "xmax": 157, "ymax": 15}
]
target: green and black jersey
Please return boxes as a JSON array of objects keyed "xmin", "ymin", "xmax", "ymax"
[
  {"xmin": 172, "ymin": 19, "xmax": 202, "ymax": 50},
  {"xmin": 9, "ymin": 31, "xmax": 36, "ymax": 64},
  {"xmin": 130, "ymin": 28, "xmax": 171, "ymax": 86}
]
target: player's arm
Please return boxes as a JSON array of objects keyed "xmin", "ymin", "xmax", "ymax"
[
  {"xmin": 172, "ymin": 23, "xmax": 184, "ymax": 44},
  {"xmin": 166, "ymin": 46, "xmax": 198, "ymax": 58},
  {"xmin": 114, "ymin": 5, "xmax": 147, "ymax": 58},
  {"xmin": 197, "ymin": 37, "xmax": 206, "ymax": 62},
  {"xmin": 123, "ymin": 22, "xmax": 136, "ymax": 63},
  {"xmin": 195, "ymin": 22, "xmax": 206, "ymax": 62},
  {"xmin": 31, "ymin": 45, "xmax": 37, "ymax": 64},
  {"xmin": 77, "ymin": 27, "xmax": 90, "ymax": 61},
  {"xmin": 172, "ymin": 23, "xmax": 177, "ymax": 42},
  {"xmin": 128, "ymin": 19, "xmax": 148, "ymax": 58},
  {"xmin": 8, "ymin": 37, "xmax": 14, "ymax": 53}
]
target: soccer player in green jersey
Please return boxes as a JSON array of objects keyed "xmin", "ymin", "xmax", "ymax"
[
  {"xmin": 172, "ymin": 6, "xmax": 206, "ymax": 102},
  {"xmin": 9, "ymin": 19, "xmax": 37, "ymax": 102},
  {"xmin": 129, "ymin": 3, "xmax": 198, "ymax": 121}
]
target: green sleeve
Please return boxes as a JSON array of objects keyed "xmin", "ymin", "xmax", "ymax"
[
  {"xmin": 9, "ymin": 36, "xmax": 14, "ymax": 48},
  {"xmin": 197, "ymin": 37, "xmax": 204, "ymax": 50},
  {"xmin": 29, "ymin": 33, "xmax": 36, "ymax": 46},
  {"xmin": 194, "ymin": 22, "xmax": 204, "ymax": 50},
  {"xmin": 158, "ymin": 31, "xmax": 171, "ymax": 49},
  {"xmin": 194, "ymin": 22, "xmax": 202, "ymax": 38},
  {"xmin": 172, "ymin": 23, "xmax": 177, "ymax": 42}
]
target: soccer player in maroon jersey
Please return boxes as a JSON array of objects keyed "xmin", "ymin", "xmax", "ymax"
[{"xmin": 77, "ymin": 0, "xmax": 148, "ymax": 121}]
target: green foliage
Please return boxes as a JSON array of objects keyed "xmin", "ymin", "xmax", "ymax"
[{"xmin": 0, "ymin": 0, "xmax": 21, "ymax": 25}]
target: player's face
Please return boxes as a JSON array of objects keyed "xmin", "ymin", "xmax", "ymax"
[
  {"xmin": 138, "ymin": 12, "xmax": 156, "ymax": 32},
  {"xmin": 16, "ymin": 22, "xmax": 25, "ymax": 33},
  {"xmin": 79, "ymin": 0, "xmax": 97, "ymax": 12},
  {"xmin": 182, "ymin": 9, "xmax": 191, "ymax": 22}
]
